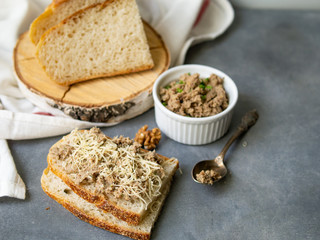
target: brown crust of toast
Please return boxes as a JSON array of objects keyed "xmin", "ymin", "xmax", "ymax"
[
  {"xmin": 51, "ymin": 0, "xmax": 70, "ymax": 8},
  {"xmin": 36, "ymin": 0, "xmax": 154, "ymax": 86},
  {"xmin": 41, "ymin": 168, "xmax": 150, "ymax": 240},
  {"xmin": 47, "ymin": 131, "xmax": 179, "ymax": 226}
]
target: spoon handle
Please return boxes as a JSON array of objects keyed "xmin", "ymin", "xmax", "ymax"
[{"xmin": 218, "ymin": 109, "xmax": 259, "ymax": 159}]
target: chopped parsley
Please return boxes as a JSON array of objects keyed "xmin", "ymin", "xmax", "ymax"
[
  {"xmin": 199, "ymin": 83, "xmax": 205, "ymax": 89},
  {"xmin": 176, "ymin": 88, "xmax": 183, "ymax": 93}
]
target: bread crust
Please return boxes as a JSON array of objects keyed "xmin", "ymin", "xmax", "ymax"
[
  {"xmin": 41, "ymin": 168, "xmax": 151, "ymax": 240},
  {"xmin": 47, "ymin": 132, "xmax": 179, "ymax": 225},
  {"xmin": 51, "ymin": 0, "xmax": 70, "ymax": 8},
  {"xmin": 29, "ymin": 7, "xmax": 54, "ymax": 45},
  {"xmin": 29, "ymin": 0, "xmax": 107, "ymax": 45}
]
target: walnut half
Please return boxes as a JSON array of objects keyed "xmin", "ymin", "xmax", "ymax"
[{"xmin": 134, "ymin": 125, "xmax": 161, "ymax": 150}]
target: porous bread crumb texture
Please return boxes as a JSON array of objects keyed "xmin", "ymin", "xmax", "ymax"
[
  {"xmin": 30, "ymin": 0, "xmax": 105, "ymax": 44},
  {"xmin": 41, "ymin": 169, "xmax": 173, "ymax": 240},
  {"xmin": 48, "ymin": 127, "xmax": 179, "ymax": 225},
  {"xmin": 36, "ymin": 0, "xmax": 154, "ymax": 85}
]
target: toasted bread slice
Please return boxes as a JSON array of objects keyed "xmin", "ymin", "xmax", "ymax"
[
  {"xmin": 36, "ymin": 0, "xmax": 154, "ymax": 85},
  {"xmin": 41, "ymin": 168, "xmax": 173, "ymax": 240},
  {"xmin": 29, "ymin": 0, "xmax": 106, "ymax": 45},
  {"xmin": 47, "ymin": 128, "xmax": 179, "ymax": 225}
]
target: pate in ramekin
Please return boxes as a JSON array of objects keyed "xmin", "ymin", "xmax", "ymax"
[{"xmin": 153, "ymin": 64, "xmax": 238, "ymax": 145}]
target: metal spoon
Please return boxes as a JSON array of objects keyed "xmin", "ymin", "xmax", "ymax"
[{"xmin": 192, "ymin": 109, "xmax": 259, "ymax": 185}]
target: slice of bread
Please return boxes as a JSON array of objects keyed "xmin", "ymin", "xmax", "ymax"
[
  {"xmin": 41, "ymin": 168, "xmax": 172, "ymax": 240},
  {"xmin": 36, "ymin": 0, "xmax": 154, "ymax": 85},
  {"xmin": 29, "ymin": 0, "xmax": 106, "ymax": 45},
  {"xmin": 47, "ymin": 128, "xmax": 179, "ymax": 225}
]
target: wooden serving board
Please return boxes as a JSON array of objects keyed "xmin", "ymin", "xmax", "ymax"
[{"xmin": 13, "ymin": 23, "xmax": 170, "ymax": 123}]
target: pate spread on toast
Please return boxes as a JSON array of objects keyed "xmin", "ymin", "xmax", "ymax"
[{"xmin": 47, "ymin": 128, "xmax": 179, "ymax": 225}]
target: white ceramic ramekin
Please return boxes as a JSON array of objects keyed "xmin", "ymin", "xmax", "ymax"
[{"xmin": 153, "ymin": 64, "xmax": 238, "ymax": 145}]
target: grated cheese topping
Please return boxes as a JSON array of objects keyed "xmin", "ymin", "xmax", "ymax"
[{"xmin": 51, "ymin": 127, "xmax": 165, "ymax": 210}]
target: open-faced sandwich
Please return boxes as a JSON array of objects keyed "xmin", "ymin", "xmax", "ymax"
[{"xmin": 42, "ymin": 127, "xmax": 179, "ymax": 240}]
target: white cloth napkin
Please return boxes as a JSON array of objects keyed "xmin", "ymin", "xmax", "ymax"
[
  {"xmin": 0, "ymin": 139, "xmax": 26, "ymax": 199},
  {"xmin": 0, "ymin": 0, "xmax": 234, "ymax": 199}
]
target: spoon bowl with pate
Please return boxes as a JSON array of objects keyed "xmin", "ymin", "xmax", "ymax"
[{"xmin": 192, "ymin": 109, "xmax": 259, "ymax": 185}]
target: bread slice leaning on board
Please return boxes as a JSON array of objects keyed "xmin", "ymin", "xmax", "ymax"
[
  {"xmin": 36, "ymin": 0, "xmax": 154, "ymax": 86},
  {"xmin": 29, "ymin": 0, "xmax": 106, "ymax": 45},
  {"xmin": 41, "ymin": 168, "xmax": 173, "ymax": 240},
  {"xmin": 47, "ymin": 128, "xmax": 179, "ymax": 225}
]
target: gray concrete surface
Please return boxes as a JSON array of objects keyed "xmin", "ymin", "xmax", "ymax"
[{"xmin": 1, "ymin": 9, "xmax": 320, "ymax": 240}]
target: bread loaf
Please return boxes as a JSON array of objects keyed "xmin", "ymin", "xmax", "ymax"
[
  {"xmin": 36, "ymin": 0, "xmax": 154, "ymax": 85},
  {"xmin": 41, "ymin": 168, "xmax": 173, "ymax": 240},
  {"xmin": 29, "ymin": 0, "xmax": 106, "ymax": 45}
]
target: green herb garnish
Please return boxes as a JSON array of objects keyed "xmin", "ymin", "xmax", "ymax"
[
  {"xmin": 176, "ymin": 88, "xmax": 183, "ymax": 93},
  {"xmin": 205, "ymin": 78, "xmax": 210, "ymax": 82},
  {"xmin": 199, "ymin": 84, "xmax": 205, "ymax": 89},
  {"xmin": 205, "ymin": 85, "xmax": 212, "ymax": 90},
  {"xmin": 162, "ymin": 102, "xmax": 167, "ymax": 106},
  {"xmin": 188, "ymin": 72, "xmax": 191, "ymax": 76},
  {"xmin": 164, "ymin": 85, "xmax": 171, "ymax": 89},
  {"xmin": 201, "ymin": 95, "xmax": 206, "ymax": 100},
  {"xmin": 179, "ymin": 80, "xmax": 185, "ymax": 84}
]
